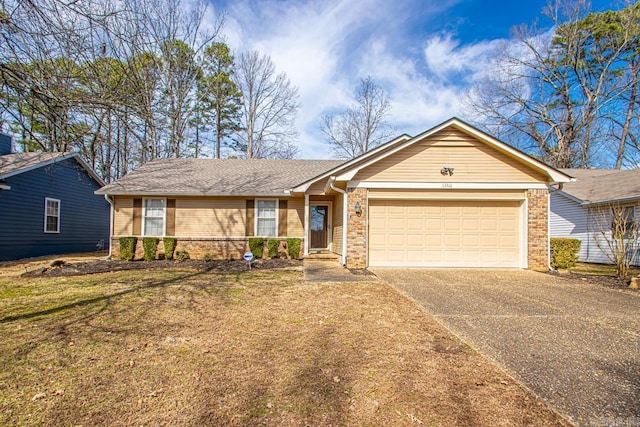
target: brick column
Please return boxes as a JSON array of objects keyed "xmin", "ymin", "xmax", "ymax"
[
  {"xmin": 346, "ymin": 187, "xmax": 367, "ymax": 268},
  {"xmin": 527, "ymin": 188, "xmax": 549, "ymax": 271}
]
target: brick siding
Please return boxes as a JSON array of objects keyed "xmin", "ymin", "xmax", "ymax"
[
  {"xmin": 346, "ymin": 187, "xmax": 367, "ymax": 268},
  {"xmin": 527, "ymin": 189, "xmax": 549, "ymax": 271}
]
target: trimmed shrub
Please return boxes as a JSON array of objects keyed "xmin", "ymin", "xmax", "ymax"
[
  {"xmin": 175, "ymin": 250, "xmax": 190, "ymax": 262},
  {"xmin": 142, "ymin": 237, "xmax": 159, "ymax": 261},
  {"xmin": 119, "ymin": 237, "xmax": 137, "ymax": 261},
  {"xmin": 163, "ymin": 237, "xmax": 177, "ymax": 260},
  {"xmin": 203, "ymin": 253, "xmax": 213, "ymax": 262},
  {"xmin": 249, "ymin": 237, "xmax": 264, "ymax": 259},
  {"xmin": 286, "ymin": 238, "xmax": 301, "ymax": 259},
  {"xmin": 550, "ymin": 238, "xmax": 581, "ymax": 269},
  {"xmin": 267, "ymin": 238, "xmax": 280, "ymax": 258}
]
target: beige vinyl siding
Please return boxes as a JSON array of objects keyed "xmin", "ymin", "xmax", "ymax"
[
  {"xmin": 113, "ymin": 196, "xmax": 134, "ymax": 236},
  {"xmin": 307, "ymin": 179, "xmax": 329, "ymax": 194},
  {"xmin": 368, "ymin": 189, "xmax": 526, "ymax": 200},
  {"xmin": 287, "ymin": 197, "xmax": 305, "ymax": 237},
  {"xmin": 369, "ymin": 199, "xmax": 521, "ymax": 268},
  {"xmin": 355, "ymin": 128, "xmax": 546, "ymax": 183},
  {"xmin": 175, "ymin": 197, "xmax": 245, "ymax": 236},
  {"xmin": 332, "ymin": 195, "xmax": 344, "ymax": 256}
]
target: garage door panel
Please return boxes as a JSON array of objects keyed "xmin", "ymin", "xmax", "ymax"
[{"xmin": 369, "ymin": 200, "xmax": 521, "ymax": 268}]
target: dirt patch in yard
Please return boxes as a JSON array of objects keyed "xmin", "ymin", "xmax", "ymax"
[{"xmin": 0, "ymin": 268, "xmax": 569, "ymax": 426}]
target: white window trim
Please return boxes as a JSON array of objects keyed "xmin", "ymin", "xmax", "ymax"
[
  {"xmin": 254, "ymin": 198, "xmax": 279, "ymax": 237},
  {"xmin": 142, "ymin": 197, "xmax": 167, "ymax": 237},
  {"xmin": 44, "ymin": 197, "xmax": 61, "ymax": 234}
]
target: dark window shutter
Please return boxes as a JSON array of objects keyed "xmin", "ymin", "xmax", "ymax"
[
  {"xmin": 246, "ymin": 199, "xmax": 254, "ymax": 236},
  {"xmin": 278, "ymin": 199, "xmax": 287, "ymax": 236},
  {"xmin": 133, "ymin": 198, "xmax": 142, "ymax": 236},
  {"xmin": 165, "ymin": 199, "xmax": 176, "ymax": 236}
]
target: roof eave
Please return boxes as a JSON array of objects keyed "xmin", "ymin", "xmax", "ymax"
[{"xmin": 95, "ymin": 190, "xmax": 294, "ymax": 197}]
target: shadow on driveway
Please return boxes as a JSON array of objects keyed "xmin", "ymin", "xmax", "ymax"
[{"xmin": 374, "ymin": 268, "xmax": 640, "ymax": 426}]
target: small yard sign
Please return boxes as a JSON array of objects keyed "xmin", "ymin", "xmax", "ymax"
[{"xmin": 243, "ymin": 252, "xmax": 253, "ymax": 270}]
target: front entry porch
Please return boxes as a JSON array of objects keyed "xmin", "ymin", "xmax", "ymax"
[{"xmin": 303, "ymin": 194, "xmax": 344, "ymax": 263}]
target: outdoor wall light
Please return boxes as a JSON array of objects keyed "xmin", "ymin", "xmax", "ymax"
[
  {"xmin": 354, "ymin": 201, "xmax": 362, "ymax": 216},
  {"xmin": 440, "ymin": 167, "xmax": 454, "ymax": 176}
]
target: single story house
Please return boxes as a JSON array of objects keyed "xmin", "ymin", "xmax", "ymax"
[
  {"xmin": 0, "ymin": 134, "xmax": 110, "ymax": 261},
  {"xmin": 96, "ymin": 118, "xmax": 572, "ymax": 270},
  {"xmin": 550, "ymin": 168, "xmax": 640, "ymax": 265}
]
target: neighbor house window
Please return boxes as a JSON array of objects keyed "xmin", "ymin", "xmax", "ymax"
[
  {"xmin": 44, "ymin": 198, "xmax": 60, "ymax": 233},
  {"xmin": 256, "ymin": 199, "xmax": 277, "ymax": 236},
  {"xmin": 143, "ymin": 198, "xmax": 165, "ymax": 236}
]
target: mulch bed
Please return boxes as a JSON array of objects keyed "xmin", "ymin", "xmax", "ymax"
[
  {"xmin": 548, "ymin": 270, "xmax": 636, "ymax": 290},
  {"xmin": 21, "ymin": 258, "xmax": 302, "ymax": 278}
]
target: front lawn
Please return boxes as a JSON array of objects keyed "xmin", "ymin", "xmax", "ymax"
[{"xmin": 0, "ymin": 266, "xmax": 568, "ymax": 426}]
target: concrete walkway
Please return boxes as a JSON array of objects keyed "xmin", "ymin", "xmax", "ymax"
[
  {"xmin": 303, "ymin": 259, "xmax": 377, "ymax": 282},
  {"xmin": 373, "ymin": 269, "xmax": 640, "ymax": 426}
]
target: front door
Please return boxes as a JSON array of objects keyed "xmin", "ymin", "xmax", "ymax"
[{"xmin": 310, "ymin": 204, "xmax": 329, "ymax": 249}]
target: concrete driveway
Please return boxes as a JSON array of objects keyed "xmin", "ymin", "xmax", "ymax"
[{"xmin": 373, "ymin": 269, "xmax": 640, "ymax": 426}]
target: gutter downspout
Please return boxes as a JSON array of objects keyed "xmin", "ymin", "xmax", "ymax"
[
  {"xmin": 104, "ymin": 194, "xmax": 114, "ymax": 260},
  {"xmin": 328, "ymin": 176, "xmax": 348, "ymax": 267}
]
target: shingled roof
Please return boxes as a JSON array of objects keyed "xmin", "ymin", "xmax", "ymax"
[
  {"xmin": 96, "ymin": 158, "xmax": 346, "ymax": 196},
  {"xmin": 559, "ymin": 168, "xmax": 640, "ymax": 204}
]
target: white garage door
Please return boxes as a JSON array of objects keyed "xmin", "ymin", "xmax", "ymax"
[{"xmin": 369, "ymin": 200, "xmax": 521, "ymax": 268}]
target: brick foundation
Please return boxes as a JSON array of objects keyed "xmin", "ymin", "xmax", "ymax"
[
  {"xmin": 111, "ymin": 237, "xmax": 301, "ymax": 260},
  {"xmin": 527, "ymin": 189, "xmax": 549, "ymax": 271},
  {"xmin": 346, "ymin": 187, "xmax": 367, "ymax": 268}
]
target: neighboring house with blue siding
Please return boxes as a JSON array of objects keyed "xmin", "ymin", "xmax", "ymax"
[
  {"xmin": 550, "ymin": 168, "xmax": 640, "ymax": 266},
  {"xmin": 0, "ymin": 134, "xmax": 110, "ymax": 261}
]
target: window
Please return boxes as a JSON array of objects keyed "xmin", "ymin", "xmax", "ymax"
[
  {"xmin": 143, "ymin": 199, "xmax": 165, "ymax": 236},
  {"xmin": 256, "ymin": 199, "xmax": 277, "ymax": 236},
  {"xmin": 44, "ymin": 198, "xmax": 60, "ymax": 233}
]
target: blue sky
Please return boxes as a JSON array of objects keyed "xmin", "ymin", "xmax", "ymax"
[{"xmin": 208, "ymin": 0, "xmax": 621, "ymax": 159}]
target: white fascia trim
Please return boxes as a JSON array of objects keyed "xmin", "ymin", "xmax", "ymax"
[
  {"xmin": 582, "ymin": 195, "xmax": 640, "ymax": 206},
  {"xmin": 96, "ymin": 191, "xmax": 291, "ymax": 197},
  {"xmin": 2, "ymin": 152, "xmax": 106, "ymax": 186},
  {"xmin": 352, "ymin": 181, "xmax": 549, "ymax": 190}
]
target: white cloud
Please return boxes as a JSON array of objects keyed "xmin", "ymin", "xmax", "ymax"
[
  {"xmin": 423, "ymin": 33, "xmax": 503, "ymax": 82},
  {"xmin": 217, "ymin": 0, "xmax": 504, "ymax": 158}
]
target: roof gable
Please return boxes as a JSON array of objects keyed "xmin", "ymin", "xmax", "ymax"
[
  {"xmin": 0, "ymin": 152, "xmax": 105, "ymax": 186},
  {"xmin": 353, "ymin": 127, "xmax": 547, "ymax": 183},
  {"xmin": 293, "ymin": 118, "xmax": 572, "ymax": 191}
]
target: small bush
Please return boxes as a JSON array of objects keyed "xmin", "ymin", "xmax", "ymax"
[
  {"xmin": 142, "ymin": 237, "xmax": 159, "ymax": 261},
  {"xmin": 286, "ymin": 238, "xmax": 301, "ymax": 259},
  {"xmin": 119, "ymin": 237, "xmax": 137, "ymax": 261},
  {"xmin": 267, "ymin": 238, "xmax": 280, "ymax": 258},
  {"xmin": 175, "ymin": 250, "xmax": 190, "ymax": 262},
  {"xmin": 203, "ymin": 253, "xmax": 213, "ymax": 262},
  {"xmin": 550, "ymin": 238, "xmax": 581, "ymax": 269},
  {"xmin": 163, "ymin": 237, "xmax": 177, "ymax": 260},
  {"xmin": 249, "ymin": 237, "xmax": 264, "ymax": 259}
]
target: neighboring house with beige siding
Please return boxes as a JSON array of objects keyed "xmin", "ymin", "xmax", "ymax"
[
  {"xmin": 97, "ymin": 118, "xmax": 572, "ymax": 270},
  {"xmin": 550, "ymin": 168, "xmax": 640, "ymax": 266}
]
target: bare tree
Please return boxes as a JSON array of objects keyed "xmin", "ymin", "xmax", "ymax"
[
  {"xmin": 590, "ymin": 203, "xmax": 640, "ymax": 277},
  {"xmin": 231, "ymin": 50, "xmax": 299, "ymax": 159},
  {"xmin": 321, "ymin": 76, "xmax": 392, "ymax": 159},
  {"xmin": 464, "ymin": 0, "xmax": 640, "ymax": 169}
]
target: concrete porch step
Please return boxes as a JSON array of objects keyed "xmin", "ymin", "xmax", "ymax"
[{"xmin": 304, "ymin": 252, "xmax": 338, "ymax": 260}]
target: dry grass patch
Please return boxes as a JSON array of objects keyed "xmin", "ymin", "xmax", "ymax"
[{"xmin": 0, "ymin": 267, "xmax": 568, "ymax": 426}]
